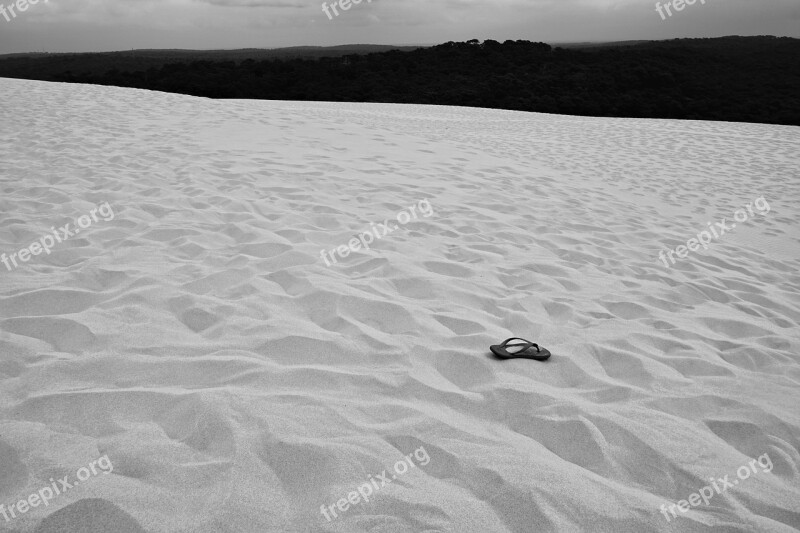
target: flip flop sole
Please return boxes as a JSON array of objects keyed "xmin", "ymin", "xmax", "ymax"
[{"xmin": 490, "ymin": 345, "xmax": 552, "ymax": 360}]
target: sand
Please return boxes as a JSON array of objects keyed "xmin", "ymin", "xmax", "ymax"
[{"xmin": 0, "ymin": 77, "xmax": 799, "ymax": 532}]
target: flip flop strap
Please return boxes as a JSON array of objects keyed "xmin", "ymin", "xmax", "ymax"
[{"xmin": 501, "ymin": 337, "xmax": 540, "ymax": 353}]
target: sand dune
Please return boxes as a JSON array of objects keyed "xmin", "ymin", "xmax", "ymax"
[{"xmin": 0, "ymin": 77, "xmax": 799, "ymax": 532}]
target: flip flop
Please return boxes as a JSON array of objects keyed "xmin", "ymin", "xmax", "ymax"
[{"xmin": 490, "ymin": 337, "xmax": 551, "ymax": 361}]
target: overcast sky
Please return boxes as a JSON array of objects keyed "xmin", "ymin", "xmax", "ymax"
[{"xmin": 0, "ymin": 0, "xmax": 798, "ymax": 54}]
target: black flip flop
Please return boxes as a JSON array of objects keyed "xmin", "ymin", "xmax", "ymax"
[{"xmin": 490, "ymin": 337, "xmax": 551, "ymax": 361}]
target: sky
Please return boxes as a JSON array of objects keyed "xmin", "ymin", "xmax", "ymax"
[{"xmin": 0, "ymin": 0, "xmax": 798, "ymax": 54}]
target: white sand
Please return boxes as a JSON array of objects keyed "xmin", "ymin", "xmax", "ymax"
[{"xmin": 0, "ymin": 77, "xmax": 799, "ymax": 533}]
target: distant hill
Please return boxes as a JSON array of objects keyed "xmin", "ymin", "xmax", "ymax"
[
  {"xmin": 1, "ymin": 37, "xmax": 797, "ymax": 126},
  {"xmin": 0, "ymin": 45, "xmax": 421, "ymax": 81},
  {"xmin": 553, "ymin": 40, "xmax": 652, "ymax": 48}
]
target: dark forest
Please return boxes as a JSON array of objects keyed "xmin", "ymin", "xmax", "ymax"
[{"xmin": 1, "ymin": 36, "xmax": 798, "ymax": 125}]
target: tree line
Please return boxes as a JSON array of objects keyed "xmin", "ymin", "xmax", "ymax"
[{"xmin": 2, "ymin": 36, "xmax": 798, "ymax": 125}]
